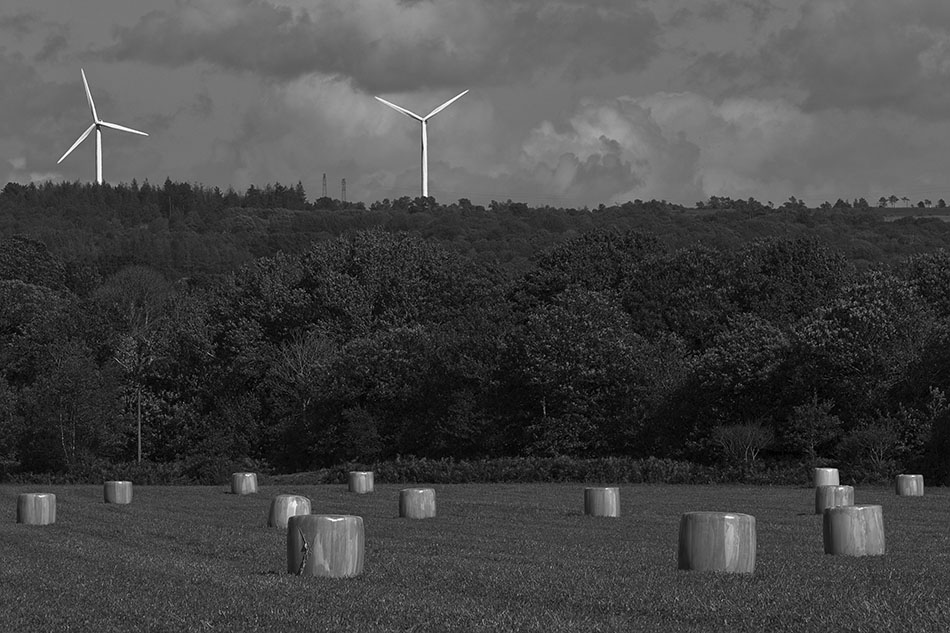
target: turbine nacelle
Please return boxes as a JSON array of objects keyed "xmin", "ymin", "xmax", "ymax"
[
  {"xmin": 57, "ymin": 68, "xmax": 148, "ymax": 185},
  {"xmin": 374, "ymin": 90, "xmax": 468, "ymax": 198}
]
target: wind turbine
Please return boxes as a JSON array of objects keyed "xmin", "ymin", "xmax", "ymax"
[
  {"xmin": 57, "ymin": 68, "xmax": 148, "ymax": 185},
  {"xmin": 374, "ymin": 90, "xmax": 468, "ymax": 198}
]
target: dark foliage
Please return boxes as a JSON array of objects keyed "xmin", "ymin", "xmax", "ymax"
[{"xmin": 3, "ymin": 181, "xmax": 950, "ymax": 482}]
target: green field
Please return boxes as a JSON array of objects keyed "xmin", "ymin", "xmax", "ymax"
[{"xmin": 2, "ymin": 483, "xmax": 948, "ymax": 632}]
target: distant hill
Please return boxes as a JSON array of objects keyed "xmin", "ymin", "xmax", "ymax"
[{"xmin": 4, "ymin": 180, "xmax": 950, "ymax": 280}]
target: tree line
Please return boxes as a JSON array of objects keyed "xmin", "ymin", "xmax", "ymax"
[
  {"xmin": 6, "ymin": 181, "xmax": 950, "ymax": 284},
  {"xmin": 2, "ymin": 222, "xmax": 950, "ymax": 483}
]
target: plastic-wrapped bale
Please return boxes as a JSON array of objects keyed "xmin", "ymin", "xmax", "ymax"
[
  {"xmin": 231, "ymin": 472, "xmax": 258, "ymax": 495},
  {"xmin": 812, "ymin": 467, "xmax": 840, "ymax": 487},
  {"xmin": 104, "ymin": 480, "xmax": 132, "ymax": 504},
  {"xmin": 399, "ymin": 488, "xmax": 436, "ymax": 519},
  {"xmin": 287, "ymin": 515, "xmax": 364, "ymax": 578},
  {"xmin": 677, "ymin": 512, "xmax": 756, "ymax": 574},
  {"xmin": 815, "ymin": 485, "xmax": 853, "ymax": 515},
  {"xmin": 823, "ymin": 505, "xmax": 885, "ymax": 556},
  {"xmin": 347, "ymin": 471, "xmax": 374, "ymax": 494},
  {"xmin": 17, "ymin": 493, "xmax": 56, "ymax": 525},
  {"xmin": 268, "ymin": 494, "xmax": 312, "ymax": 529},
  {"xmin": 895, "ymin": 474, "xmax": 924, "ymax": 496},
  {"xmin": 584, "ymin": 487, "xmax": 620, "ymax": 517}
]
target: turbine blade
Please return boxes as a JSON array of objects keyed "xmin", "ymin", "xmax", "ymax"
[
  {"xmin": 98, "ymin": 120, "xmax": 149, "ymax": 136},
  {"xmin": 80, "ymin": 68, "xmax": 99, "ymax": 122},
  {"xmin": 57, "ymin": 123, "xmax": 96, "ymax": 163},
  {"xmin": 424, "ymin": 90, "xmax": 468, "ymax": 120},
  {"xmin": 375, "ymin": 96, "xmax": 423, "ymax": 121}
]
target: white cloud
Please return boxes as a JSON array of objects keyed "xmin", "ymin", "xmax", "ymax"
[
  {"xmin": 513, "ymin": 92, "xmax": 950, "ymax": 206},
  {"xmin": 27, "ymin": 171, "xmax": 61, "ymax": 182},
  {"xmin": 518, "ymin": 93, "xmax": 819, "ymax": 204}
]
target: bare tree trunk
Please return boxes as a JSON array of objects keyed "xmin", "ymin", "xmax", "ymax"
[
  {"xmin": 60, "ymin": 412, "xmax": 69, "ymax": 469},
  {"xmin": 137, "ymin": 387, "xmax": 142, "ymax": 463}
]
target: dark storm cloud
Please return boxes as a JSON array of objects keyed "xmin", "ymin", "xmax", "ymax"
[
  {"xmin": 97, "ymin": 0, "xmax": 661, "ymax": 92},
  {"xmin": 0, "ymin": 11, "xmax": 71, "ymax": 59},
  {"xmin": 778, "ymin": 1, "xmax": 950, "ymax": 117},
  {"xmin": 665, "ymin": 1, "xmax": 779, "ymax": 33},
  {"xmin": 687, "ymin": 0, "xmax": 950, "ymax": 118},
  {"xmin": 140, "ymin": 91, "xmax": 214, "ymax": 134},
  {"xmin": 189, "ymin": 92, "xmax": 213, "ymax": 118},
  {"xmin": 0, "ymin": 49, "xmax": 105, "ymax": 182},
  {"xmin": 674, "ymin": 0, "xmax": 778, "ymax": 22},
  {"xmin": 0, "ymin": 12, "xmax": 42, "ymax": 37},
  {"xmin": 500, "ymin": 2, "xmax": 661, "ymax": 81},
  {"xmin": 0, "ymin": 52, "xmax": 77, "ymax": 134},
  {"xmin": 35, "ymin": 28, "xmax": 69, "ymax": 62}
]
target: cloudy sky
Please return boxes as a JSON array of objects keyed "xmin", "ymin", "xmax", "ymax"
[{"xmin": 2, "ymin": 0, "xmax": 950, "ymax": 207}]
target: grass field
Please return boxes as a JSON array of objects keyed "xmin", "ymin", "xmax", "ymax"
[{"xmin": 2, "ymin": 483, "xmax": 949, "ymax": 632}]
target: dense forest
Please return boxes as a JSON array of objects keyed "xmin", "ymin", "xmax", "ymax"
[
  {"xmin": 2, "ymin": 179, "xmax": 950, "ymax": 484},
  {"xmin": 4, "ymin": 179, "xmax": 950, "ymax": 279}
]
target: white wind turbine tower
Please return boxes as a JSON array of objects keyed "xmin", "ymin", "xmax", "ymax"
[
  {"xmin": 57, "ymin": 68, "xmax": 149, "ymax": 185},
  {"xmin": 375, "ymin": 90, "xmax": 468, "ymax": 198}
]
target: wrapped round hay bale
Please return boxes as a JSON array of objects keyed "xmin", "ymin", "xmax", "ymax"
[
  {"xmin": 812, "ymin": 467, "xmax": 840, "ymax": 487},
  {"xmin": 677, "ymin": 512, "xmax": 756, "ymax": 574},
  {"xmin": 347, "ymin": 471, "xmax": 374, "ymax": 494},
  {"xmin": 104, "ymin": 480, "xmax": 133, "ymax": 504},
  {"xmin": 268, "ymin": 494, "xmax": 312, "ymax": 529},
  {"xmin": 287, "ymin": 514, "xmax": 364, "ymax": 578},
  {"xmin": 895, "ymin": 474, "xmax": 924, "ymax": 496},
  {"xmin": 17, "ymin": 493, "xmax": 56, "ymax": 525},
  {"xmin": 823, "ymin": 504, "xmax": 885, "ymax": 556},
  {"xmin": 815, "ymin": 485, "xmax": 853, "ymax": 515},
  {"xmin": 399, "ymin": 488, "xmax": 436, "ymax": 519},
  {"xmin": 584, "ymin": 487, "xmax": 620, "ymax": 517},
  {"xmin": 231, "ymin": 472, "xmax": 258, "ymax": 495}
]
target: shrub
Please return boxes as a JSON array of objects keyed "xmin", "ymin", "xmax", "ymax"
[
  {"xmin": 2, "ymin": 455, "xmax": 810, "ymax": 486},
  {"xmin": 711, "ymin": 421, "xmax": 774, "ymax": 467},
  {"xmin": 103, "ymin": 460, "xmax": 192, "ymax": 485},
  {"xmin": 783, "ymin": 394, "xmax": 842, "ymax": 460},
  {"xmin": 837, "ymin": 420, "xmax": 902, "ymax": 483},
  {"xmin": 923, "ymin": 408, "xmax": 950, "ymax": 485},
  {"xmin": 268, "ymin": 456, "xmax": 807, "ymax": 486},
  {"xmin": 181, "ymin": 454, "xmax": 273, "ymax": 485}
]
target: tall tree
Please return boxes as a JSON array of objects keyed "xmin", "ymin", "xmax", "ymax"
[
  {"xmin": 729, "ymin": 237, "xmax": 852, "ymax": 325},
  {"xmin": 94, "ymin": 266, "xmax": 171, "ymax": 461},
  {"xmin": 15, "ymin": 338, "xmax": 123, "ymax": 472},
  {"xmin": 623, "ymin": 245, "xmax": 735, "ymax": 349},
  {"xmin": 501, "ymin": 288, "xmax": 662, "ymax": 456}
]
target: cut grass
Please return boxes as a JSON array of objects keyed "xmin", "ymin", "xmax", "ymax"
[{"xmin": 1, "ymin": 483, "xmax": 948, "ymax": 632}]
